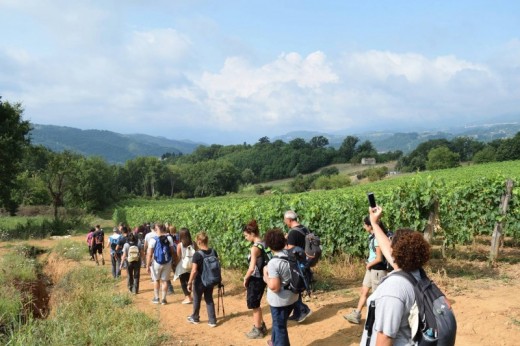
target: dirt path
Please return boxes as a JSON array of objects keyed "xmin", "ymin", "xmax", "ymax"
[{"xmin": 5, "ymin": 236, "xmax": 520, "ymax": 345}]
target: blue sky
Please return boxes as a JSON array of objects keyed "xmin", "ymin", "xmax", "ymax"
[{"xmin": 1, "ymin": 1, "xmax": 519, "ymax": 144}]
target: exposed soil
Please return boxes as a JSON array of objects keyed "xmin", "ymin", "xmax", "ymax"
[{"xmin": 4, "ymin": 236, "xmax": 520, "ymax": 346}]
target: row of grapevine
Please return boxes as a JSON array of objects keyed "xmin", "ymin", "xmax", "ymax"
[{"xmin": 114, "ymin": 161, "xmax": 520, "ymax": 268}]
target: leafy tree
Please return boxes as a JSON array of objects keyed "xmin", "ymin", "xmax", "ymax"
[
  {"xmin": 351, "ymin": 140, "xmax": 378, "ymax": 163},
  {"xmin": 338, "ymin": 136, "xmax": 359, "ymax": 162},
  {"xmin": 41, "ymin": 151, "xmax": 82, "ymax": 220},
  {"xmin": 310, "ymin": 136, "xmax": 329, "ymax": 148},
  {"xmin": 289, "ymin": 138, "xmax": 307, "ymax": 150},
  {"xmin": 473, "ymin": 146, "xmax": 497, "ymax": 164},
  {"xmin": 241, "ymin": 168, "xmax": 256, "ymax": 184},
  {"xmin": 397, "ymin": 139, "xmax": 451, "ymax": 172},
  {"xmin": 257, "ymin": 136, "xmax": 270, "ymax": 145},
  {"xmin": 67, "ymin": 156, "xmax": 117, "ymax": 212},
  {"xmin": 426, "ymin": 146, "xmax": 460, "ymax": 170},
  {"xmin": 0, "ymin": 98, "xmax": 31, "ymax": 214},
  {"xmin": 495, "ymin": 132, "xmax": 520, "ymax": 161},
  {"xmin": 450, "ymin": 136, "xmax": 485, "ymax": 161}
]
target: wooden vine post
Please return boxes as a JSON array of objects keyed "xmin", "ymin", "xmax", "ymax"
[
  {"xmin": 423, "ymin": 199, "xmax": 439, "ymax": 244},
  {"xmin": 489, "ymin": 179, "xmax": 514, "ymax": 265}
]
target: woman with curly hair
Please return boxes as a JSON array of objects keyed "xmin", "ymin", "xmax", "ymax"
[
  {"xmin": 263, "ymin": 228, "xmax": 298, "ymax": 346},
  {"xmin": 360, "ymin": 205, "xmax": 431, "ymax": 346}
]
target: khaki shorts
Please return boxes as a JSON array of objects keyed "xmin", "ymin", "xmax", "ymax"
[
  {"xmin": 362, "ymin": 269, "xmax": 387, "ymax": 291},
  {"xmin": 151, "ymin": 261, "xmax": 172, "ymax": 282}
]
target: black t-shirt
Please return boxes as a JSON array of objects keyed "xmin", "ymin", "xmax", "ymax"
[
  {"xmin": 192, "ymin": 248, "xmax": 219, "ymax": 278},
  {"xmin": 287, "ymin": 225, "xmax": 307, "ymax": 249}
]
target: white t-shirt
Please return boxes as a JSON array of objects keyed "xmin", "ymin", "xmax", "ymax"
[
  {"xmin": 148, "ymin": 235, "xmax": 174, "ymax": 263},
  {"xmin": 360, "ymin": 269, "xmax": 420, "ymax": 346}
]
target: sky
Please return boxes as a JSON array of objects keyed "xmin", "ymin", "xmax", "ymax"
[{"xmin": 1, "ymin": 1, "xmax": 519, "ymax": 144}]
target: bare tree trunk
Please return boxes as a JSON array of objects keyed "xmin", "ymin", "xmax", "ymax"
[{"xmin": 490, "ymin": 179, "xmax": 514, "ymax": 265}]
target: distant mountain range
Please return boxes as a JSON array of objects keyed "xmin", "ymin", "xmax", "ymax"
[
  {"xmin": 30, "ymin": 122, "xmax": 520, "ymax": 163},
  {"xmin": 275, "ymin": 122, "xmax": 520, "ymax": 153},
  {"xmin": 30, "ymin": 124, "xmax": 201, "ymax": 163}
]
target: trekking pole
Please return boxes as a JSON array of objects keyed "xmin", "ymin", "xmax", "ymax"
[{"xmin": 217, "ymin": 283, "xmax": 225, "ymax": 317}]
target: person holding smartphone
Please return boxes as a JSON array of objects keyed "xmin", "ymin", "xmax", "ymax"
[{"xmin": 344, "ymin": 215, "xmax": 389, "ymax": 324}]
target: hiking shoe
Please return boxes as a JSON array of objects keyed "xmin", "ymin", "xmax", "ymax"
[
  {"xmin": 161, "ymin": 299, "xmax": 167, "ymax": 305},
  {"xmin": 344, "ymin": 309, "xmax": 361, "ymax": 324},
  {"xmin": 246, "ymin": 326, "xmax": 264, "ymax": 339},
  {"xmin": 287, "ymin": 314, "xmax": 299, "ymax": 321},
  {"xmin": 187, "ymin": 316, "xmax": 200, "ymax": 324},
  {"xmin": 297, "ymin": 309, "xmax": 312, "ymax": 323},
  {"xmin": 151, "ymin": 297, "xmax": 160, "ymax": 304},
  {"xmin": 260, "ymin": 322, "xmax": 267, "ymax": 335},
  {"xmin": 208, "ymin": 322, "xmax": 217, "ymax": 328}
]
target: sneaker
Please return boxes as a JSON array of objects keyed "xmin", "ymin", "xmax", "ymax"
[
  {"xmin": 246, "ymin": 326, "xmax": 264, "ymax": 339},
  {"xmin": 344, "ymin": 309, "xmax": 361, "ymax": 324},
  {"xmin": 167, "ymin": 286, "xmax": 174, "ymax": 295},
  {"xmin": 287, "ymin": 314, "xmax": 299, "ymax": 321},
  {"xmin": 187, "ymin": 316, "xmax": 200, "ymax": 324},
  {"xmin": 208, "ymin": 322, "xmax": 217, "ymax": 328},
  {"xmin": 260, "ymin": 322, "xmax": 267, "ymax": 335},
  {"xmin": 151, "ymin": 297, "xmax": 160, "ymax": 304},
  {"xmin": 161, "ymin": 299, "xmax": 167, "ymax": 305},
  {"xmin": 297, "ymin": 309, "xmax": 312, "ymax": 323},
  {"xmin": 181, "ymin": 298, "xmax": 193, "ymax": 304}
]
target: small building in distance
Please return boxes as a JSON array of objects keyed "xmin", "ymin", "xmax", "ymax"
[{"xmin": 361, "ymin": 157, "xmax": 376, "ymax": 165}]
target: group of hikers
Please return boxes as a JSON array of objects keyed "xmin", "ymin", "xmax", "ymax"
[{"xmin": 85, "ymin": 203, "xmax": 456, "ymax": 346}]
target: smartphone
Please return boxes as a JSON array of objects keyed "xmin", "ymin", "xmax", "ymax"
[{"xmin": 367, "ymin": 192, "xmax": 377, "ymax": 209}]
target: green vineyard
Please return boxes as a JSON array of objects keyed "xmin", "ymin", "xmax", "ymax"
[{"xmin": 114, "ymin": 161, "xmax": 520, "ymax": 268}]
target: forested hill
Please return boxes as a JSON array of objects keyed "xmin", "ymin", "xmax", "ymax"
[
  {"xmin": 30, "ymin": 124, "xmax": 201, "ymax": 163},
  {"xmin": 29, "ymin": 122, "xmax": 520, "ymax": 164},
  {"xmin": 274, "ymin": 123, "xmax": 520, "ymax": 153}
]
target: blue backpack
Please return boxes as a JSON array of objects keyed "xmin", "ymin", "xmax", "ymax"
[{"xmin": 153, "ymin": 235, "xmax": 172, "ymax": 265}]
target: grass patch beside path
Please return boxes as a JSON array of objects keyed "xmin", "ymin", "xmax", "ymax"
[{"xmin": 2, "ymin": 247, "xmax": 167, "ymax": 346}]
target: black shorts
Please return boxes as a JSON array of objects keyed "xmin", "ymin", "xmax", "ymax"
[
  {"xmin": 246, "ymin": 276, "xmax": 266, "ymax": 309},
  {"xmin": 92, "ymin": 244, "xmax": 103, "ymax": 254}
]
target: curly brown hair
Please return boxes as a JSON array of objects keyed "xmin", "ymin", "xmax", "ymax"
[
  {"xmin": 264, "ymin": 228, "xmax": 286, "ymax": 252},
  {"xmin": 392, "ymin": 229, "xmax": 430, "ymax": 272}
]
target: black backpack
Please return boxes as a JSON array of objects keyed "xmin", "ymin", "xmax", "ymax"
[
  {"xmin": 253, "ymin": 242, "xmax": 273, "ymax": 274},
  {"xmin": 365, "ymin": 269, "xmax": 456, "ymax": 346},
  {"xmin": 94, "ymin": 231, "xmax": 104, "ymax": 245},
  {"xmin": 275, "ymin": 248, "xmax": 312, "ymax": 297},
  {"xmin": 295, "ymin": 225, "xmax": 322, "ymax": 267},
  {"xmin": 200, "ymin": 249, "xmax": 222, "ymax": 287},
  {"xmin": 394, "ymin": 269, "xmax": 456, "ymax": 345}
]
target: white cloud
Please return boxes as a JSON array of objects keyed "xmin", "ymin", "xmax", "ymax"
[
  {"xmin": 195, "ymin": 51, "xmax": 339, "ymax": 130},
  {"xmin": 0, "ymin": 1, "xmax": 519, "ymax": 142}
]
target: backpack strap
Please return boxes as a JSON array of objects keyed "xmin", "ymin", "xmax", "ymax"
[{"xmin": 294, "ymin": 225, "xmax": 309, "ymax": 237}]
